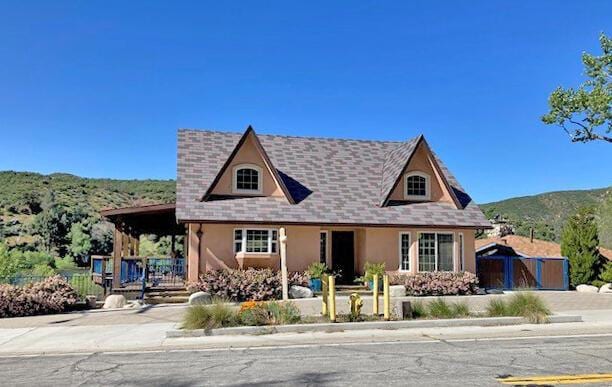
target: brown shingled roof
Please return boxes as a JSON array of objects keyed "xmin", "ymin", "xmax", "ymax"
[
  {"xmin": 476, "ymin": 235, "xmax": 612, "ymax": 260},
  {"xmin": 176, "ymin": 128, "xmax": 491, "ymax": 228}
]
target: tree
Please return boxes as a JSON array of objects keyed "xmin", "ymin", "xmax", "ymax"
[
  {"xmin": 31, "ymin": 190, "xmax": 66, "ymax": 254},
  {"xmin": 598, "ymin": 192, "xmax": 612, "ymax": 249},
  {"xmin": 68, "ymin": 222, "xmax": 92, "ymax": 265},
  {"xmin": 561, "ymin": 207, "xmax": 601, "ymax": 286},
  {"xmin": 542, "ymin": 33, "xmax": 612, "ymax": 143}
]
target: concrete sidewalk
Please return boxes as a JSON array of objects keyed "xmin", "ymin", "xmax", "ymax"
[{"xmin": 0, "ymin": 309, "xmax": 611, "ymax": 356}]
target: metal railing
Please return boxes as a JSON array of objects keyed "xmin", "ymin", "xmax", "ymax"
[{"xmin": 0, "ymin": 272, "xmax": 106, "ymax": 301}]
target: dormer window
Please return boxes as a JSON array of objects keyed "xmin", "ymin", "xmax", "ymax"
[
  {"xmin": 233, "ymin": 164, "xmax": 262, "ymax": 194},
  {"xmin": 404, "ymin": 171, "xmax": 430, "ymax": 201}
]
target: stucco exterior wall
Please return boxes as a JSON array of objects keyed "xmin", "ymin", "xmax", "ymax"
[
  {"xmin": 388, "ymin": 142, "xmax": 454, "ymax": 204},
  {"xmin": 210, "ymin": 134, "xmax": 284, "ymax": 197},
  {"xmin": 186, "ymin": 223, "xmax": 477, "ymax": 281}
]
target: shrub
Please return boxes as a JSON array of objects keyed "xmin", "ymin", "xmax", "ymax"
[
  {"xmin": 427, "ymin": 298, "xmax": 453, "ymax": 319},
  {"xmin": 599, "ymin": 262, "xmax": 612, "ymax": 284},
  {"xmin": 182, "ymin": 302, "xmax": 239, "ymax": 330},
  {"xmin": 506, "ymin": 293, "xmax": 550, "ymax": 324},
  {"xmin": 391, "ymin": 272, "xmax": 479, "ymax": 296},
  {"xmin": 306, "ymin": 262, "xmax": 328, "ymax": 280},
  {"xmin": 363, "ymin": 262, "xmax": 386, "ymax": 283},
  {"xmin": 451, "ymin": 302, "xmax": 470, "ymax": 317},
  {"xmin": 239, "ymin": 301, "xmax": 301, "ymax": 326},
  {"xmin": 410, "ymin": 300, "xmax": 427, "ymax": 319},
  {"xmin": 187, "ymin": 268, "xmax": 309, "ymax": 302},
  {"xmin": 485, "ymin": 298, "xmax": 508, "ymax": 317},
  {"xmin": 0, "ymin": 276, "xmax": 78, "ymax": 318}
]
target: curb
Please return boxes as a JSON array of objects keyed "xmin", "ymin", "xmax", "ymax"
[{"xmin": 166, "ymin": 314, "xmax": 582, "ymax": 338}]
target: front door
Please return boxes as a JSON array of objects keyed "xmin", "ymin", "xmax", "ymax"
[{"xmin": 332, "ymin": 231, "xmax": 355, "ymax": 284}]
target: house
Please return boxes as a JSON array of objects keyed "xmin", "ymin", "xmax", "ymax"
[
  {"xmin": 176, "ymin": 126, "xmax": 491, "ymax": 283},
  {"xmin": 475, "ymin": 234, "xmax": 612, "ymax": 260},
  {"xmin": 102, "ymin": 126, "xmax": 491, "ymax": 288}
]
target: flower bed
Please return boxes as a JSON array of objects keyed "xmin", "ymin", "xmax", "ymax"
[
  {"xmin": 391, "ymin": 271, "xmax": 479, "ymax": 296},
  {"xmin": 187, "ymin": 268, "xmax": 309, "ymax": 302},
  {"xmin": 0, "ymin": 275, "xmax": 78, "ymax": 318}
]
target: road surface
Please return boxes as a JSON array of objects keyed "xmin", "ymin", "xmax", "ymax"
[{"xmin": 1, "ymin": 334, "xmax": 611, "ymax": 386}]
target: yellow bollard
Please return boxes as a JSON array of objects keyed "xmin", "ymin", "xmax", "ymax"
[
  {"xmin": 329, "ymin": 275, "xmax": 336, "ymax": 322},
  {"xmin": 372, "ymin": 274, "xmax": 379, "ymax": 315},
  {"xmin": 321, "ymin": 276, "xmax": 328, "ymax": 316},
  {"xmin": 383, "ymin": 274, "xmax": 390, "ymax": 321}
]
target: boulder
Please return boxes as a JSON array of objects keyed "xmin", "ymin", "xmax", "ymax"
[
  {"xmin": 389, "ymin": 285, "xmax": 406, "ymax": 297},
  {"xmin": 289, "ymin": 285, "xmax": 314, "ymax": 299},
  {"xmin": 599, "ymin": 283, "xmax": 612, "ymax": 294},
  {"xmin": 576, "ymin": 284, "xmax": 599, "ymax": 293},
  {"xmin": 189, "ymin": 291, "xmax": 212, "ymax": 305},
  {"xmin": 102, "ymin": 294, "xmax": 127, "ymax": 309},
  {"xmin": 85, "ymin": 295, "xmax": 97, "ymax": 309},
  {"xmin": 486, "ymin": 289, "xmax": 504, "ymax": 295},
  {"xmin": 475, "ymin": 288, "xmax": 487, "ymax": 295}
]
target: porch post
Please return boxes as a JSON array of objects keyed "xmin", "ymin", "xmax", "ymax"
[
  {"xmin": 112, "ymin": 226, "xmax": 124, "ymax": 289},
  {"xmin": 187, "ymin": 224, "xmax": 202, "ymax": 282},
  {"xmin": 279, "ymin": 227, "xmax": 289, "ymax": 301}
]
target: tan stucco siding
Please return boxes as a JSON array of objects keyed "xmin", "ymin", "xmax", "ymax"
[
  {"xmin": 210, "ymin": 134, "xmax": 284, "ymax": 197},
  {"xmin": 388, "ymin": 142, "xmax": 454, "ymax": 204},
  {"xmin": 186, "ymin": 223, "xmax": 477, "ymax": 281}
]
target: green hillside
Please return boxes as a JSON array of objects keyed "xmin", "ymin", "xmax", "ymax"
[
  {"xmin": 481, "ymin": 187, "xmax": 612, "ymax": 248},
  {"xmin": 0, "ymin": 171, "xmax": 175, "ymax": 254}
]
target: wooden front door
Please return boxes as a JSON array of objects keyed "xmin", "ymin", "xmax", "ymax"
[{"xmin": 332, "ymin": 231, "xmax": 355, "ymax": 284}]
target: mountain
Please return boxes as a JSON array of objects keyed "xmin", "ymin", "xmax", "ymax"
[
  {"xmin": 480, "ymin": 186, "xmax": 612, "ymax": 248},
  {"xmin": 0, "ymin": 171, "xmax": 175, "ymax": 250}
]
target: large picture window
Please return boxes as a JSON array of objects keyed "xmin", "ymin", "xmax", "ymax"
[
  {"xmin": 399, "ymin": 232, "xmax": 411, "ymax": 271},
  {"xmin": 233, "ymin": 164, "xmax": 263, "ymax": 194},
  {"xmin": 234, "ymin": 228, "xmax": 278, "ymax": 254},
  {"xmin": 418, "ymin": 232, "xmax": 454, "ymax": 272}
]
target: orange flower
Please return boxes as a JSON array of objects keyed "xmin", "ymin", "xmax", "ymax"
[{"xmin": 240, "ymin": 300, "xmax": 259, "ymax": 312}]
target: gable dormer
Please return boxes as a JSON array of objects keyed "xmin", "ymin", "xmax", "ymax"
[
  {"xmin": 380, "ymin": 136, "xmax": 461, "ymax": 208},
  {"xmin": 201, "ymin": 126, "xmax": 295, "ymax": 203}
]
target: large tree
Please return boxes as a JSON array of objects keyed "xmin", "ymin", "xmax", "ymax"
[
  {"xmin": 542, "ymin": 33, "xmax": 611, "ymax": 143},
  {"xmin": 561, "ymin": 207, "xmax": 601, "ymax": 286}
]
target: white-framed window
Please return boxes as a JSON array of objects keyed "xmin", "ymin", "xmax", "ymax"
[
  {"xmin": 320, "ymin": 231, "xmax": 328, "ymax": 264},
  {"xmin": 398, "ymin": 232, "xmax": 411, "ymax": 271},
  {"xmin": 418, "ymin": 232, "xmax": 454, "ymax": 272},
  {"xmin": 232, "ymin": 164, "xmax": 263, "ymax": 194},
  {"xmin": 233, "ymin": 228, "xmax": 278, "ymax": 254},
  {"xmin": 458, "ymin": 232, "xmax": 464, "ymax": 271},
  {"xmin": 404, "ymin": 171, "xmax": 431, "ymax": 201}
]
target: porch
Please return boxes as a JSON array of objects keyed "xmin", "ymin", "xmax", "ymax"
[{"xmin": 100, "ymin": 204, "xmax": 187, "ymax": 293}]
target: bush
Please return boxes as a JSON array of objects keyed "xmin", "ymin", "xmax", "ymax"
[
  {"xmin": 0, "ymin": 276, "xmax": 78, "ymax": 318},
  {"xmin": 239, "ymin": 301, "xmax": 301, "ymax": 326},
  {"xmin": 410, "ymin": 301, "xmax": 427, "ymax": 319},
  {"xmin": 187, "ymin": 268, "xmax": 309, "ymax": 302},
  {"xmin": 182, "ymin": 301, "xmax": 239, "ymax": 330},
  {"xmin": 363, "ymin": 262, "xmax": 386, "ymax": 283},
  {"xmin": 425, "ymin": 298, "xmax": 471, "ymax": 319},
  {"xmin": 485, "ymin": 298, "xmax": 508, "ymax": 317},
  {"xmin": 306, "ymin": 262, "xmax": 328, "ymax": 280},
  {"xmin": 599, "ymin": 262, "xmax": 612, "ymax": 284},
  {"xmin": 391, "ymin": 272, "xmax": 479, "ymax": 296},
  {"xmin": 485, "ymin": 293, "xmax": 550, "ymax": 324}
]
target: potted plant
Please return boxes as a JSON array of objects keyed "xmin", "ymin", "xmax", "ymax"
[
  {"xmin": 306, "ymin": 262, "xmax": 328, "ymax": 292},
  {"xmin": 363, "ymin": 261, "xmax": 386, "ymax": 290}
]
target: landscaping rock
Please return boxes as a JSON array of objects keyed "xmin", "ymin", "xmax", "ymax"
[
  {"xmin": 476, "ymin": 288, "xmax": 487, "ymax": 295},
  {"xmin": 85, "ymin": 295, "xmax": 97, "ymax": 309},
  {"xmin": 289, "ymin": 285, "xmax": 314, "ymax": 299},
  {"xmin": 123, "ymin": 300, "xmax": 143, "ymax": 309},
  {"xmin": 189, "ymin": 291, "xmax": 212, "ymax": 305},
  {"xmin": 389, "ymin": 285, "xmax": 406, "ymax": 297},
  {"xmin": 486, "ymin": 289, "xmax": 504, "ymax": 295},
  {"xmin": 102, "ymin": 294, "xmax": 126, "ymax": 309},
  {"xmin": 599, "ymin": 283, "xmax": 612, "ymax": 294},
  {"xmin": 576, "ymin": 284, "xmax": 599, "ymax": 293}
]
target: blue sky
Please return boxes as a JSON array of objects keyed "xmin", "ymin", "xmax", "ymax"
[{"xmin": 0, "ymin": 1, "xmax": 610, "ymax": 203}]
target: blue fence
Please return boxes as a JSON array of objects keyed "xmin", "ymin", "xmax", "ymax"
[{"xmin": 476, "ymin": 255, "xmax": 569, "ymax": 290}]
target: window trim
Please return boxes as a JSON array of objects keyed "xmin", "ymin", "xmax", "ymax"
[
  {"xmin": 458, "ymin": 232, "xmax": 464, "ymax": 272},
  {"xmin": 320, "ymin": 231, "xmax": 329, "ymax": 266},
  {"xmin": 417, "ymin": 231, "xmax": 455, "ymax": 272},
  {"xmin": 404, "ymin": 171, "xmax": 431, "ymax": 201},
  {"xmin": 233, "ymin": 227, "xmax": 278, "ymax": 255},
  {"xmin": 398, "ymin": 232, "xmax": 411, "ymax": 272},
  {"xmin": 232, "ymin": 163, "xmax": 263, "ymax": 195}
]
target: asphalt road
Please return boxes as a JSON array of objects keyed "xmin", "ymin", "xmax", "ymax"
[{"xmin": 0, "ymin": 335, "xmax": 611, "ymax": 386}]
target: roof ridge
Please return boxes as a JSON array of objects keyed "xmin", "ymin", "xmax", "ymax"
[{"xmin": 179, "ymin": 127, "xmax": 415, "ymax": 145}]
